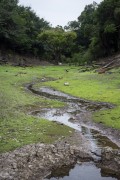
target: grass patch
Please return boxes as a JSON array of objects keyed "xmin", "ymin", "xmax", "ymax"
[
  {"xmin": 34, "ymin": 66, "xmax": 120, "ymax": 129},
  {"xmin": 0, "ymin": 65, "xmax": 72, "ymax": 153},
  {"xmin": 0, "ymin": 65, "xmax": 120, "ymax": 153}
]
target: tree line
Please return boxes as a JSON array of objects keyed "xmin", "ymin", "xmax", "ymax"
[{"xmin": 0, "ymin": 0, "xmax": 120, "ymax": 64}]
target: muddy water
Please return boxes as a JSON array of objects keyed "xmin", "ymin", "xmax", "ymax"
[
  {"xmin": 45, "ymin": 162, "xmax": 117, "ymax": 180},
  {"xmin": 28, "ymin": 85, "xmax": 113, "ymax": 110},
  {"xmin": 27, "ymin": 84, "xmax": 119, "ymax": 180},
  {"xmin": 33, "ymin": 107, "xmax": 118, "ymax": 157},
  {"xmin": 28, "ymin": 85, "xmax": 119, "ymax": 152}
]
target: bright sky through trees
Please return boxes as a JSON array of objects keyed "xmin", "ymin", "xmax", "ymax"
[{"xmin": 19, "ymin": 0, "xmax": 102, "ymax": 27}]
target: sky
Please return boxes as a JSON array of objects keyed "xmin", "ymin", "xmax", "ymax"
[{"xmin": 19, "ymin": 0, "xmax": 103, "ymax": 27}]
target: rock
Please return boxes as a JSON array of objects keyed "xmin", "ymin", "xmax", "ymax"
[
  {"xmin": 0, "ymin": 143, "xmax": 91, "ymax": 180},
  {"xmin": 101, "ymin": 147, "xmax": 120, "ymax": 176},
  {"xmin": 41, "ymin": 78, "xmax": 46, "ymax": 82},
  {"xmin": 69, "ymin": 117, "xmax": 75, "ymax": 121},
  {"xmin": 64, "ymin": 82, "xmax": 69, "ymax": 86},
  {"xmin": 58, "ymin": 62, "xmax": 62, "ymax": 66}
]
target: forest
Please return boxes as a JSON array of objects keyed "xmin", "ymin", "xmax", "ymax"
[{"xmin": 0, "ymin": 0, "xmax": 120, "ymax": 64}]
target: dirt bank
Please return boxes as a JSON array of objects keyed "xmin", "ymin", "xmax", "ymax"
[
  {"xmin": 0, "ymin": 78, "xmax": 120, "ymax": 180},
  {"xmin": 0, "ymin": 50, "xmax": 53, "ymax": 66},
  {"xmin": 0, "ymin": 136, "xmax": 91, "ymax": 180}
]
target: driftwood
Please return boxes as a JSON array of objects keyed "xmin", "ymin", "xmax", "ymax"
[
  {"xmin": 97, "ymin": 57, "xmax": 120, "ymax": 74},
  {"xmin": 98, "ymin": 68, "xmax": 107, "ymax": 74},
  {"xmin": 102, "ymin": 59, "xmax": 116, "ymax": 69}
]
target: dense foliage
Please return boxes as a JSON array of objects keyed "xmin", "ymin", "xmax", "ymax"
[
  {"xmin": 0, "ymin": 0, "xmax": 50, "ymax": 56},
  {"xmin": 66, "ymin": 0, "xmax": 120, "ymax": 64},
  {"xmin": 0, "ymin": 0, "xmax": 120, "ymax": 64},
  {"xmin": 38, "ymin": 28, "xmax": 76, "ymax": 63}
]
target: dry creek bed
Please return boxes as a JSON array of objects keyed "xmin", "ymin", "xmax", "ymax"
[{"xmin": 0, "ymin": 77, "xmax": 120, "ymax": 180}]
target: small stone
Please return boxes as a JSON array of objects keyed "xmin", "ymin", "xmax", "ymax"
[
  {"xmin": 58, "ymin": 62, "xmax": 62, "ymax": 66},
  {"xmin": 64, "ymin": 82, "xmax": 69, "ymax": 86},
  {"xmin": 28, "ymin": 165, "xmax": 33, "ymax": 168}
]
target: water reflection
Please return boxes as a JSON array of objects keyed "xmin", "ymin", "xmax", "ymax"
[
  {"xmin": 34, "ymin": 108, "xmax": 119, "ymax": 155},
  {"xmin": 45, "ymin": 162, "xmax": 118, "ymax": 180}
]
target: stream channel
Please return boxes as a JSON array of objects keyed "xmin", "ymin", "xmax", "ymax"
[{"xmin": 27, "ymin": 84, "xmax": 120, "ymax": 180}]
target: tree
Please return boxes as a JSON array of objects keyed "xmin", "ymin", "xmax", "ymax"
[
  {"xmin": 0, "ymin": 0, "xmax": 50, "ymax": 56},
  {"xmin": 38, "ymin": 28, "xmax": 76, "ymax": 63},
  {"xmin": 16, "ymin": 5, "xmax": 50, "ymax": 54},
  {"xmin": 64, "ymin": 21, "xmax": 80, "ymax": 31},
  {"xmin": 96, "ymin": 0, "xmax": 120, "ymax": 55},
  {"xmin": 0, "ymin": 0, "xmax": 19, "ymax": 46}
]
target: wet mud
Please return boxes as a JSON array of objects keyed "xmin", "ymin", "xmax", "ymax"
[
  {"xmin": 28, "ymin": 84, "xmax": 113, "ymax": 111},
  {"xmin": 27, "ymin": 83, "xmax": 120, "ymax": 149},
  {"xmin": 26, "ymin": 80, "xmax": 120, "ymax": 180},
  {"xmin": 1, "ymin": 78, "xmax": 119, "ymax": 180}
]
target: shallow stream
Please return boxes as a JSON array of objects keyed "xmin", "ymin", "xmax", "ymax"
[
  {"xmin": 45, "ymin": 162, "xmax": 117, "ymax": 180},
  {"xmin": 27, "ymin": 84, "xmax": 120, "ymax": 180}
]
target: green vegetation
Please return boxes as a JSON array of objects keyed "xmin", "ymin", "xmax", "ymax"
[
  {"xmin": 0, "ymin": 65, "xmax": 72, "ymax": 153},
  {"xmin": 0, "ymin": 0, "xmax": 50, "ymax": 56},
  {"xmin": 0, "ymin": 0, "xmax": 120, "ymax": 153},
  {"xmin": 38, "ymin": 29, "xmax": 76, "ymax": 63},
  {"xmin": 0, "ymin": 0, "xmax": 120, "ymax": 64},
  {"xmin": 33, "ymin": 66, "xmax": 120, "ymax": 129},
  {"xmin": 66, "ymin": 0, "xmax": 120, "ymax": 64},
  {"xmin": 0, "ymin": 65, "xmax": 120, "ymax": 153}
]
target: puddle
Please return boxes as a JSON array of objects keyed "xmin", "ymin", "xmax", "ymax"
[
  {"xmin": 45, "ymin": 162, "xmax": 118, "ymax": 180},
  {"xmin": 40, "ymin": 87, "xmax": 77, "ymax": 100},
  {"xmin": 28, "ymin": 84, "xmax": 113, "ymax": 110},
  {"xmin": 82, "ymin": 128, "xmax": 118, "ymax": 150},
  {"xmin": 33, "ymin": 108, "xmax": 81, "ymax": 131},
  {"xmin": 33, "ymin": 107, "xmax": 119, "ymax": 157},
  {"xmin": 28, "ymin": 85, "xmax": 119, "ymax": 153}
]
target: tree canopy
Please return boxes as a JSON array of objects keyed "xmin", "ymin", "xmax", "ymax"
[
  {"xmin": 38, "ymin": 28, "xmax": 76, "ymax": 63},
  {"xmin": 0, "ymin": 0, "xmax": 120, "ymax": 64},
  {"xmin": 65, "ymin": 0, "xmax": 120, "ymax": 64},
  {"xmin": 0, "ymin": 0, "xmax": 50, "ymax": 56}
]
